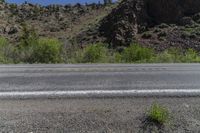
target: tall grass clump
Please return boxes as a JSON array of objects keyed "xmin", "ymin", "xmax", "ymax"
[
  {"xmin": 121, "ymin": 44, "xmax": 155, "ymax": 63},
  {"xmin": 148, "ymin": 103, "xmax": 169, "ymax": 124},
  {"xmin": 81, "ymin": 43, "xmax": 108, "ymax": 63}
]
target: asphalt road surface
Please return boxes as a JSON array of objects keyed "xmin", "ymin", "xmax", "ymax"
[
  {"xmin": 0, "ymin": 64, "xmax": 200, "ymax": 98},
  {"xmin": 0, "ymin": 64, "xmax": 200, "ymax": 132}
]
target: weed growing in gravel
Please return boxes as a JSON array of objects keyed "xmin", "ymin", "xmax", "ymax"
[{"xmin": 148, "ymin": 103, "xmax": 169, "ymax": 124}]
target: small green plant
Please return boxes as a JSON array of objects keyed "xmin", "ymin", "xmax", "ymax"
[
  {"xmin": 148, "ymin": 103, "xmax": 169, "ymax": 124},
  {"xmin": 121, "ymin": 44, "xmax": 154, "ymax": 63}
]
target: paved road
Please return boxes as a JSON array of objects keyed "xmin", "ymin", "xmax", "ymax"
[
  {"xmin": 0, "ymin": 64, "xmax": 200, "ymax": 132},
  {"xmin": 0, "ymin": 64, "xmax": 200, "ymax": 98},
  {"xmin": 1, "ymin": 64, "xmax": 200, "ymax": 97}
]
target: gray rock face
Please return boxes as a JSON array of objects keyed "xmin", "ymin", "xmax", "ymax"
[{"xmin": 99, "ymin": 0, "xmax": 200, "ymax": 47}]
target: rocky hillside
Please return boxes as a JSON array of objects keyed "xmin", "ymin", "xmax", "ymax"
[
  {"xmin": 97, "ymin": 0, "xmax": 200, "ymax": 51},
  {"xmin": 0, "ymin": 2, "xmax": 114, "ymax": 43},
  {"xmin": 1, "ymin": 0, "xmax": 200, "ymax": 52}
]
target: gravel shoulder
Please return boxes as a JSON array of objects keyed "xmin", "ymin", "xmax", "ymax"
[{"xmin": 0, "ymin": 97, "xmax": 199, "ymax": 132}]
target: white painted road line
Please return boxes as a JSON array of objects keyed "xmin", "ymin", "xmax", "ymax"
[{"xmin": 0, "ymin": 89, "xmax": 200, "ymax": 99}]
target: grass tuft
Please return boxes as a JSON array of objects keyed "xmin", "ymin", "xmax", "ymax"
[{"xmin": 148, "ymin": 103, "xmax": 169, "ymax": 124}]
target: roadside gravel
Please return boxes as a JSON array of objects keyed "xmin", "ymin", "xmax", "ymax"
[{"xmin": 0, "ymin": 97, "xmax": 199, "ymax": 132}]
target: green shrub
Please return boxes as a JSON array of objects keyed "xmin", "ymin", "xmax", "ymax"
[
  {"xmin": 121, "ymin": 44, "xmax": 154, "ymax": 63},
  {"xmin": 81, "ymin": 44, "xmax": 108, "ymax": 63},
  {"xmin": 148, "ymin": 103, "xmax": 169, "ymax": 124},
  {"xmin": 31, "ymin": 38, "xmax": 62, "ymax": 63}
]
